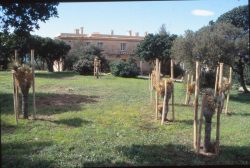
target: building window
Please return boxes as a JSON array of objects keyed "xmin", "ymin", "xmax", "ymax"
[
  {"xmin": 97, "ymin": 42, "xmax": 103, "ymax": 49},
  {"xmin": 120, "ymin": 43, "xmax": 126, "ymax": 51}
]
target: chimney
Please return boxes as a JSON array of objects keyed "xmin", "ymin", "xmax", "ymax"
[
  {"xmin": 136, "ymin": 32, "xmax": 139, "ymax": 36},
  {"xmin": 111, "ymin": 30, "xmax": 114, "ymax": 35},
  {"xmin": 80, "ymin": 27, "xmax": 83, "ymax": 34},
  {"xmin": 75, "ymin": 29, "xmax": 79, "ymax": 35},
  {"xmin": 128, "ymin": 30, "xmax": 132, "ymax": 36},
  {"xmin": 144, "ymin": 31, "xmax": 148, "ymax": 36}
]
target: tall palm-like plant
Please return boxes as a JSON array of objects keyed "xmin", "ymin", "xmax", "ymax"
[{"xmin": 13, "ymin": 63, "xmax": 33, "ymax": 119}]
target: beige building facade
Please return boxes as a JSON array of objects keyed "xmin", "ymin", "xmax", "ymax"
[{"xmin": 55, "ymin": 27, "xmax": 151, "ymax": 74}]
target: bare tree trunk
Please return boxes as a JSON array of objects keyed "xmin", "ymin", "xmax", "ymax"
[
  {"xmin": 238, "ymin": 62, "xmax": 249, "ymax": 93},
  {"xmin": 22, "ymin": 93, "xmax": 29, "ymax": 119}
]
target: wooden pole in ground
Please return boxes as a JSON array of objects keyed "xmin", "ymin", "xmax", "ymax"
[
  {"xmin": 156, "ymin": 59, "xmax": 159, "ymax": 84},
  {"xmin": 225, "ymin": 67, "xmax": 232, "ymax": 114},
  {"xmin": 155, "ymin": 90, "xmax": 158, "ymax": 120},
  {"xmin": 161, "ymin": 79, "xmax": 167, "ymax": 125},
  {"xmin": 150, "ymin": 74, "xmax": 153, "ymax": 103},
  {"xmin": 172, "ymin": 83, "xmax": 175, "ymax": 121},
  {"xmin": 193, "ymin": 61, "xmax": 200, "ymax": 150},
  {"xmin": 185, "ymin": 74, "xmax": 190, "ymax": 105},
  {"xmin": 191, "ymin": 74, "xmax": 194, "ymax": 83},
  {"xmin": 159, "ymin": 61, "xmax": 161, "ymax": 80},
  {"xmin": 31, "ymin": 49, "xmax": 36, "ymax": 119},
  {"xmin": 12, "ymin": 72, "xmax": 18, "ymax": 125},
  {"xmin": 215, "ymin": 63, "xmax": 223, "ymax": 154},
  {"xmin": 214, "ymin": 66, "xmax": 219, "ymax": 96},
  {"xmin": 171, "ymin": 59, "xmax": 174, "ymax": 80},
  {"xmin": 14, "ymin": 50, "xmax": 19, "ymax": 121},
  {"xmin": 197, "ymin": 94, "xmax": 205, "ymax": 154}
]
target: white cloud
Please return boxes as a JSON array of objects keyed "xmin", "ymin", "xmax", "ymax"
[{"xmin": 191, "ymin": 9, "xmax": 214, "ymax": 16}]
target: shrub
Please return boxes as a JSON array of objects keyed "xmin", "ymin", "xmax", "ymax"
[{"xmin": 110, "ymin": 58, "xmax": 139, "ymax": 77}]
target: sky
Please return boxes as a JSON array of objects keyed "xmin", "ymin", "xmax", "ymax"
[{"xmin": 31, "ymin": 0, "xmax": 248, "ymax": 38}]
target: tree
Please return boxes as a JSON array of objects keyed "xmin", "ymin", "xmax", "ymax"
[
  {"xmin": 0, "ymin": 3, "xmax": 59, "ymax": 36},
  {"xmin": 216, "ymin": 5, "xmax": 249, "ymax": 31},
  {"xmin": 136, "ymin": 25, "xmax": 177, "ymax": 75}
]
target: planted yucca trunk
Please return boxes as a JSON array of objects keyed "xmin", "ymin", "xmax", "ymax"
[{"xmin": 13, "ymin": 63, "xmax": 33, "ymax": 119}]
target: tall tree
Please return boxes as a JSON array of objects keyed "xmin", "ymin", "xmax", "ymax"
[
  {"xmin": 0, "ymin": 3, "xmax": 59, "ymax": 36},
  {"xmin": 216, "ymin": 5, "xmax": 249, "ymax": 31}
]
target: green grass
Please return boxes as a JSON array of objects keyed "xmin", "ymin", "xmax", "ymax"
[{"xmin": 1, "ymin": 71, "xmax": 250, "ymax": 167}]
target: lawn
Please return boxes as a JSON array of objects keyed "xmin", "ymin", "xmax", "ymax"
[{"xmin": 1, "ymin": 71, "xmax": 250, "ymax": 167}]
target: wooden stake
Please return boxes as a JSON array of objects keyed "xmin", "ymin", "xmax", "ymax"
[
  {"xmin": 31, "ymin": 49, "xmax": 36, "ymax": 119},
  {"xmin": 225, "ymin": 67, "xmax": 232, "ymax": 114},
  {"xmin": 215, "ymin": 63, "xmax": 223, "ymax": 154},
  {"xmin": 193, "ymin": 61, "xmax": 200, "ymax": 149},
  {"xmin": 185, "ymin": 74, "xmax": 190, "ymax": 105},
  {"xmin": 171, "ymin": 59, "xmax": 174, "ymax": 80},
  {"xmin": 150, "ymin": 74, "xmax": 153, "ymax": 103},
  {"xmin": 12, "ymin": 73, "xmax": 18, "ymax": 125},
  {"xmin": 197, "ymin": 94, "xmax": 205, "ymax": 154},
  {"xmin": 161, "ymin": 80, "xmax": 167, "ymax": 125},
  {"xmin": 156, "ymin": 59, "xmax": 159, "ymax": 85},
  {"xmin": 155, "ymin": 90, "xmax": 158, "ymax": 120},
  {"xmin": 191, "ymin": 75, "xmax": 194, "ymax": 83},
  {"xmin": 14, "ymin": 50, "xmax": 18, "ymax": 62},
  {"xmin": 159, "ymin": 61, "xmax": 161, "ymax": 80},
  {"xmin": 172, "ymin": 84, "xmax": 175, "ymax": 121},
  {"xmin": 214, "ymin": 66, "xmax": 219, "ymax": 96}
]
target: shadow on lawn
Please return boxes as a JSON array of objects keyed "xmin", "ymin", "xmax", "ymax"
[
  {"xmin": 0, "ymin": 92, "xmax": 99, "ymax": 116},
  {"xmin": 35, "ymin": 71, "xmax": 77, "ymax": 79},
  {"xmin": 1, "ymin": 141, "xmax": 56, "ymax": 168},
  {"xmin": 52, "ymin": 118, "xmax": 92, "ymax": 127},
  {"xmin": 230, "ymin": 93, "xmax": 250, "ymax": 104}
]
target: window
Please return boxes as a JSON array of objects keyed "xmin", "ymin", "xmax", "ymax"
[
  {"xmin": 97, "ymin": 42, "xmax": 103, "ymax": 49},
  {"xmin": 120, "ymin": 43, "xmax": 126, "ymax": 51}
]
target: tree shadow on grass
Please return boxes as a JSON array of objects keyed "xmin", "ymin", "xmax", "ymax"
[
  {"xmin": 226, "ymin": 112, "xmax": 250, "ymax": 117},
  {"xmin": 1, "ymin": 141, "xmax": 56, "ymax": 168},
  {"xmin": 230, "ymin": 93, "xmax": 250, "ymax": 104},
  {"xmin": 52, "ymin": 118, "xmax": 92, "ymax": 127},
  {"xmin": 0, "ymin": 93, "xmax": 99, "ymax": 116},
  {"xmin": 175, "ymin": 119, "xmax": 193, "ymax": 125},
  {"xmin": 35, "ymin": 71, "xmax": 77, "ymax": 79}
]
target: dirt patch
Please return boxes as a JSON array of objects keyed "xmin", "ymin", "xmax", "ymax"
[{"xmin": 36, "ymin": 94, "xmax": 98, "ymax": 108}]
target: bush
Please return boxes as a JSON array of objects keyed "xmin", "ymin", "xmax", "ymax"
[
  {"xmin": 73, "ymin": 54, "xmax": 109, "ymax": 75},
  {"xmin": 110, "ymin": 58, "xmax": 139, "ymax": 77}
]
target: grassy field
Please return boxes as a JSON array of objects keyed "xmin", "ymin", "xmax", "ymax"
[{"xmin": 1, "ymin": 71, "xmax": 250, "ymax": 167}]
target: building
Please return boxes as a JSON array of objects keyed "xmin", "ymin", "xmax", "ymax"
[{"xmin": 55, "ymin": 27, "xmax": 151, "ymax": 73}]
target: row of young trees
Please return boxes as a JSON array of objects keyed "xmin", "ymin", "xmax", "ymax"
[
  {"xmin": 0, "ymin": 33, "xmax": 71, "ymax": 72},
  {"xmin": 135, "ymin": 5, "xmax": 249, "ymax": 93}
]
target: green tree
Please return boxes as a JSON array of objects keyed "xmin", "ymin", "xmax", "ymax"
[
  {"xmin": 0, "ymin": 3, "xmax": 59, "ymax": 35},
  {"xmin": 216, "ymin": 5, "xmax": 249, "ymax": 31}
]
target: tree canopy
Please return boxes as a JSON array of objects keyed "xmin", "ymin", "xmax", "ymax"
[{"xmin": 0, "ymin": 3, "xmax": 59, "ymax": 36}]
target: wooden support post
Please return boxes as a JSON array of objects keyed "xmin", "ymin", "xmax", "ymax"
[
  {"xmin": 214, "ymin": 66, "xmax": 219, "ymax": 96},
  {"xmin": 197, "ymin": 95, "xmax": 205, "ymax": 154},
  {"xmin": 150, "ymin": 74, "xmax": 153, "ymax": 103},
  {"xmin": 155, "ymin": 91, "xmax": 158, "ymax": 120},
  {"xmin": 185, "ymin": 74, "xmax": 190, "ymax": 105},
  {"xmin": 156, "ymin": 58, "xmax": 159, "ymax": 85},
  {"xmin": 12, "ymin": 73, "xmax": 18, "ymax": 125},
  {"xmin": 193, "ymin": 61, "xmax": 200, "ymax": 150},
  {"xmin": 225, "ymin": 67, "xmax": 232, "ymax": 114},
  {"xmin": 191, "ymin": 75, "xmax": 194, "ymax": 83},
  {"xmin": 172, "ymin": 84, "xmax": 175, "ymax": 121},
  {"xmin": 15, "ymin": 50, "xmax": 18, "ymax": 62},
  {"xmin": 161, "ymin": 79, "xmax": 167, "ymax": 125},
  {"xmin": 31, "ymin": 49, "xmax": 36, "ymax": 119},
  {"xmin": 159, "ymin": 61, "xmax": 161, "ymax": 80},
  {"xmin": 171, "ymin": 59, "xmax": 174, "ymax": 80},
  {"xmin": 215, "ymin": 63, "xmax": 223, "ymax": 154}
]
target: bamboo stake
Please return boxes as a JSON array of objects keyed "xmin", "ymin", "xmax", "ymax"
[
  {"xmin": 225, "ymin": 67, "xmax": 232, "ymax": 114},
  {"xmin": 150, "ymin": 74, "xmax": 153, "ymax": 103},
  {"xmin": 214, "ymin": 66, "xmax": 219, "ymax": 96},
  {"xmin": 171, "ymin": 59, "xmax": 174, "ymax": 80},
  {"xmin": 161, "ymin": 80, "xmax": 167, "ymax": 125},
  {"xmin": 172, "ymin": 84, "xmax": 175, "ymax": 121},
  {"xmin": 193, "ymin": 61, "xmax": 200, "ymax": 149},
  {"xmin": 156, "ymin": 58, "xmax": 159, "ymax": 85},
  {"xmin": 185, "ymin": 74, "xmax": 190, "ymax": 105},
  {"xmin": 159, "ymin": 61, "xmax": 161, "ymax": 81},
  {"xmin": 31, "ymin": 49, "xmax": 36, "ymax": 119},
  {"xmin": 215, "ymin": 63, "xmax": 223, "ymax": 154}
]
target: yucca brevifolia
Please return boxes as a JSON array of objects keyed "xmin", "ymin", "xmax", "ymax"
[{"xmin": 13, "ymin": 63, "xmax": 33, "ymax": 119}]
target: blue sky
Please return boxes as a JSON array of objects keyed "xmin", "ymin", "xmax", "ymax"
[{"xmin": 32, "ymin": 0, "xmax": 248, "ymax": 38}]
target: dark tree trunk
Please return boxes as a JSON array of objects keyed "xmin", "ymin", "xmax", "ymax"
[
  {"xmin": 22, "ymin": 93, "xmax": 29, "ymax": 119},
  {"xmin": 203, "ymin": 108, "xmax": 213, "ymax": 153},
  {"xmin": 46, "ymin": 59, "xmax": 54, "ymax": 72},
  {"xmin": 238, "ymin": 62, "xmax": 249, "ymax": 93}
]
